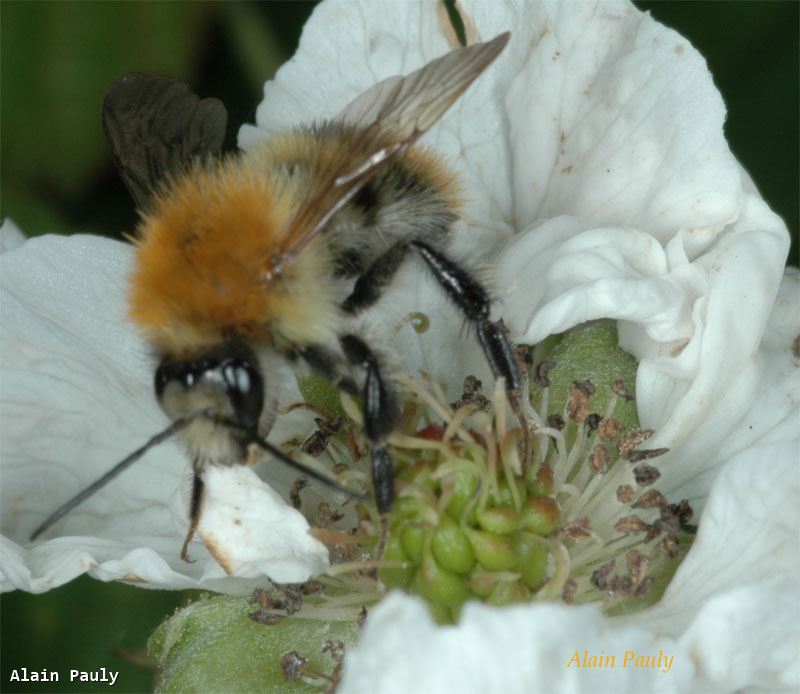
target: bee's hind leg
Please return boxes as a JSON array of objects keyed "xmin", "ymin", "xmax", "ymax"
[
  {"xmin": 339, "ymin": 239, "xmax": 530, "ymax": 467},
  {"xmin": 409, "ymin": 241, "xmax": 530, "ymax": 469}
]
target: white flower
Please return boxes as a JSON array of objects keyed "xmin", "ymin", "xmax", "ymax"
[
  {"xmin": 240, "ymin": 0, "xmax": 796, "ymax": 691},
  {"xmin": 1, "ymin": 0, "xmax": 797, "ymax": 690}
]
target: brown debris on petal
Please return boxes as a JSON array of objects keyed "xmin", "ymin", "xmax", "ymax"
[
  {"xmin": 357, "ymin": 606, "xmax": 368, "ymax": 629},
  {"xmin": 253, "ymin": 585, "xmax": 303, "ymax": 616},
  {"xmin": 558, "ymin": 516, "xmax": 592, "ymax": 541},
  {"xmin": 318, "ymin": 502, "xmax": 345, "ymax": 527},
  {"xmin": 568, "ymin": 382, "xmax": 591, "ymax": 423},
  {"xmin": 632, "ymin": 489, "xmax": 667, "ymax": 509},
  {"xmin": 656, "ymin": 506, "xmax": 681, "ymax": 537},
  {"xmin": 608, "ymin": 575, "xmax": 633, "ymax": 596},
  {"xmin": 588, "ymin": 444, "xmax": 610, "ymax": 474},
  {"xmin": 586, "ymin": 413, "xmax": 602, "ymax": 431},
  {"xmin": 590, "ymin": 560, "xmax": 615, "ymax": 590},
  {"xmin": 627, "ymin": 447, "xmax": 670, "ymax": 463},
  {"xmin": 616, "ymin": 484, "xmax": 634, "ymax": 503},
  {"xmin": 450, "ymin": 375, "xmax": 491, "ymax": 412},
  {"xmin": 248, "ymin": 609, "xmax": 285, "ymax": 625},
  {"xmin": 547, "ymin": 413, "xmax": 566, "ymax": 431},
  {"xmin": 659, "ymin": 535, "xmax": 679, "ymax": 558},
  {"xmin": 534, "ymin": 360, "xmax": 554, "ymax": 388},
  {"xmin": 633, "ymin": 464, "xmax": 661, "ymax": 486},
  {"xmin": 322, "ymin": 639, "xmax": 345, "ymax": 663},
  {"xmin": 301, "ymin": 580, "xmax": 324, "ymax": 595},
  {"xmin": 281, "ymin": 651, "xmax": 308, "ymax": 682},
  {"xmin": 791, "ymin": 334, "xmax": 800, "ymax": 360},
  {"xmin": 302, "ymin": 417, "xmax": 343, "ymax": 457},
  {"xmin": 644, "ymin": 525, "xmax": 660, "ymax": 543},
  {"xmin": 598, "ymin": 418, "xmax": 624, "ymax": 441},
  {"xmin": 626, "ymin": 549, "xmax": 649, "ymax": 585},
  {"xmin": 619, "ymin": 429, "xmax": 655, "ymax": 459},
  {"xmin": 612, "ymin": 379, "xmax": 635, "ymax": 401},
  {"xmin": 671, "ymin": 500, "xmax": 694, "ymax": 526},
  {"xmin": 633, "ymin": 575, "xmax": 653, "ymax": 598},
  {"xmin": 614, "ymin": 515, "xmax": 650, "ymax": 534},
  {"xmin": 514, "ymin": 345, "xmax": 534, "ymax": 381},
  {"xmin": 290, "ymin": 477, "xmax": 308, "ymax": 509}
]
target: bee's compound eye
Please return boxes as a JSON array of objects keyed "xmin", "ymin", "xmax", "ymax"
[
  {"xmin": 221, "ymin": 359, "xmax": 264, "ymax": 431},
  {"xmin": 155, "ymin": 360, "xmax": 199, "ymax": 397},
  {"xmin": 155, "ymin": 361, "xmax": 177, "ymax": 398}
]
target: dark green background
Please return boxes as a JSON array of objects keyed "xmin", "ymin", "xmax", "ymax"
[{"xmin": 1, "ymin": 2, "xmax": 797, "ymax": 692}]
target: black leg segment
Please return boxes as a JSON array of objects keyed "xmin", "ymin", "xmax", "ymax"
[
  {"xmin": 298, "ymin": 336, "xmax": 400, "ymax": 513},
  {"xmin": 181, "ymin": 471, "xmax": 204, "ymax": 563},
  {"xmin": 410, "ymin": 241, "xmax": 530, "ymax": 467},
  {"xmin": 410, "ymin": 241, "xmax": 490, "ymax": 321},
  {"xmin": 342, "ymin": 243, "xmax": 410, "ymax": 315},
  {"xmin": 340, "ymin": 334, "xmax": 400, "ymax": 512}
]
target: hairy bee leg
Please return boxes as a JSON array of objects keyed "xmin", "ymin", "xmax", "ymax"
[
  {"xmin": 180, "ymin": 472, "xmax": 204, "ymax": 563},
  {"xmin": 339, "ymin": 334, "xmax": 400, "ymax": 513},
  {"xmin": 409, "ymin": 241, "xmax": 530, "ymax": 468},
  {"xmin": 341, "ymin": 242, "xmax": 409, "ymax": 314}
]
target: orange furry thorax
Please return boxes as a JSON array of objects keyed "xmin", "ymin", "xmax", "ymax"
[{"xmin": 128, "ymin": 155, "xmax": 335, "ymax": 356}]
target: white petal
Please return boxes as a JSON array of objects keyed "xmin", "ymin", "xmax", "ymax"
[
  {"xmin": 501, "ymin": 0, "xmax": 740, "ymax": 242},
  {"xmin": 627, "ymin": 439, "xmax": 800, "ymax": 691},
  {"xmin": 0, "ymin": 235, "xmax": 321, "ymax": 592},
  {"xmin": 501, "ymin": 189, "xmax": 791, "ymax": 503},
  {"xmin": 197, "ymin": 465, "xmax": 329, "ymax": 583},
  {"xmin": 341, "ymin": 592, "xmax": 695, "ymax": 693},
  {"xmin": 0, "ymin": 218, "xmax": 26, "ymax": 253}
]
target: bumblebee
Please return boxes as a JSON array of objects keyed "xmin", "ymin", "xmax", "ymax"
[{"xmin": 32, "ymin": 33, "xmax": 526, "ymax": 560}]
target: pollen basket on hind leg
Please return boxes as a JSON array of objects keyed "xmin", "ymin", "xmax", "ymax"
[{"xmin": 128, "ymin": 160, "xmax": 337, "ymax": 354}]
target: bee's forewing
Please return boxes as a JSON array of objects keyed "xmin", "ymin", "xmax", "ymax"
[
  {"xmin": 103, "ymin": 73, "xmax": 228, "ymax": 210},
  {"xmin": 336, "ymin": 31, "xmax": 509, "ymax": 140},
  {"xmin": 273, "ymin": 33, "xmax": 510, "ymax": 275}
]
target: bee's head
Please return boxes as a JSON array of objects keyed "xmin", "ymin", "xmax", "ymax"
[{"xmin": 155, "ymin": 342, "xmax": 266, "ymax": 463}]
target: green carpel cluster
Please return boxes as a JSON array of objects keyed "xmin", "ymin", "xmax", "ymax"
[{"xmin": 380, "ymin": 430, "xmax": 559, "ymax": 623}]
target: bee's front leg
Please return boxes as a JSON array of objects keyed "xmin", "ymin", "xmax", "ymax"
[{"xmin": 180, "ymin": 470, "xmax": 204, "ymax": 562}]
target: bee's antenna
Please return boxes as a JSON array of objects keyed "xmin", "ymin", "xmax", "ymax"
[
  {"xmin": 249, "ymin": 436, "xmax": 367, "ymax": 503},
  {"xmin": 29, "ymin": 413, "xmax": 203, "ymax": 541}
]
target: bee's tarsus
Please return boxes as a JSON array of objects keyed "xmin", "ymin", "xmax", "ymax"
[
  {"xmin": 179, "ymin": 472, "xmax": 204, "ymax": 563},
  {"xmin": 371, "ymin": 448, "xmax": 395, "ymax": 514}
]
